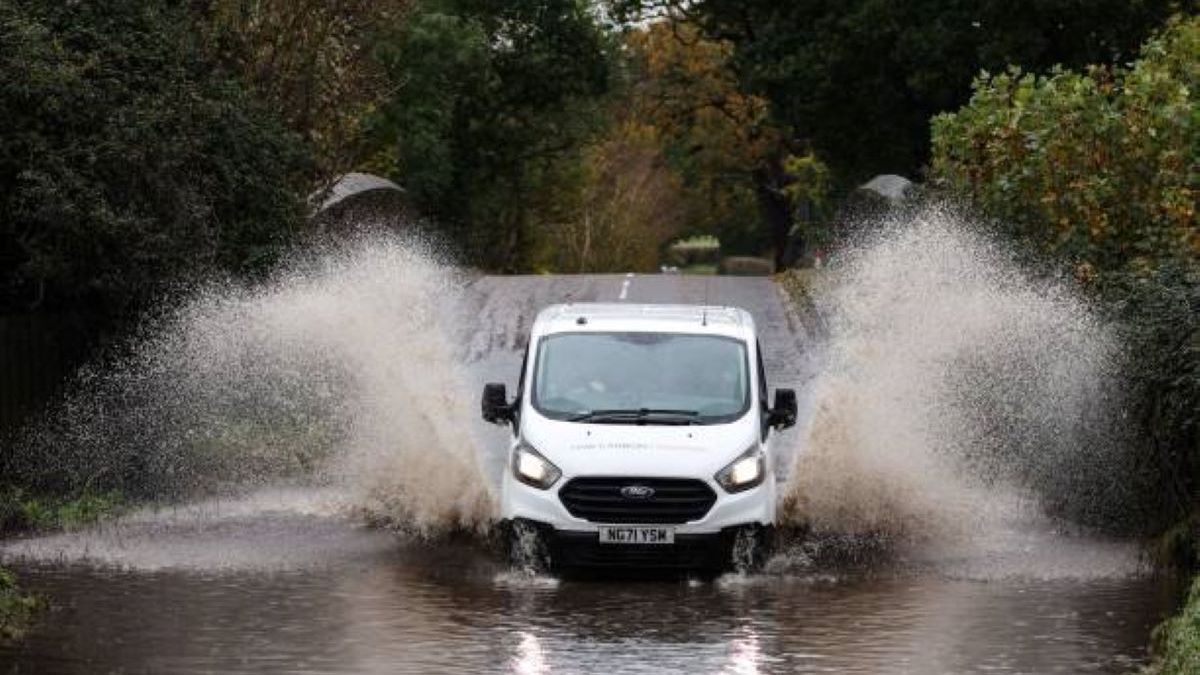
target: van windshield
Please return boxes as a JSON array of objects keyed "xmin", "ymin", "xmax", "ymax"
[{"xmin": 532, "ymin": 332, "xmax": 750, "ymax": 424}]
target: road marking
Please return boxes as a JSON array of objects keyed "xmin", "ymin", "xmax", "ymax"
[{"xmin": 618, "ymin": 274, "xmax": 633, "ymax": 300}]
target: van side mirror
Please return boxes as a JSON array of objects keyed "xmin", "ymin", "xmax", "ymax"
[
  {"xmin": 769, "ymin": 388, "xmax": 797, "ymax": 430},
  {"xmin": 482, "ymin": 383, "xmax": 514, "ymax": 425}
]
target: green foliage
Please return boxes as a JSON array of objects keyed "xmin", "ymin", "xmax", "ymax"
[
  {"xmin": 0, "ymin": 486, "xmax": 124, "ymax": 534},
  {"xmin": 547, "ymin": 121, "xmax": 688, "ymax": 272},
  {"xmin": 1154, "ymin": 515, "xmax": 1199, "ymax": 571},
  {"xmin": 201, "ymin": 0, "xmax": 408, "ymax": 176},
  {"xmin": 613, "ymin": 0, "xmax": 1177, "ymax": 187},
  {"xmin": 1150, "ymin": 576, "xmax": 1200, "ymax": 675},
  {"xmin": 782, "ymin": 153, "xmax": 831, "ymax": 210},
  {"xmin": 0, "ymin": 0, "xmax": 312, "ymax": 318},
  {"xmin": 932, "ymin": 16, "xmax": 1198, "ymax": 273},
  {"xmin": 0, "ymin": 566, "xmax": 42, "ymax": 643},
  {"xmin": 619, "ymin": 21, "xmax": 788, "ymax": 258},
  {"xmin": 1100, "ymin": 262, "xmax": 1200, "ymax": 531},
  {"xmin": 366, "ymin": 9, "xmax": 490, "ymax": 201},
  {"xmin": 783, "ymin": 152, "xmax": 834, "ymax": 254},
  {"xmin": 365, "ymin": 0, "xmax": 611, "ymax": 269}
]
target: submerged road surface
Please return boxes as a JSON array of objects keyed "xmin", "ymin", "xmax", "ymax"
[{"xmin": 0, "ymin": 273, "xmax": 1178, "ymax": 674}]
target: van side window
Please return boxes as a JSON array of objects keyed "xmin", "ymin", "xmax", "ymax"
[{"xmin": 757, "ymin": 341, "xmax": 770, "ymax": 441}]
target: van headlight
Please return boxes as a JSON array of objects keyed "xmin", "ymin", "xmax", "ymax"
[
  {"xmin": 512, "ymin": 443, "xmax": 562, "ymax": 490},
  {"xmin": 715, "ymin": 446, "xmax": 765, "ymax": 493}
]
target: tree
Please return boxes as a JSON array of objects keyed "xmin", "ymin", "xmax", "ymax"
[
  {"xmin": 364, "ymin": 0, "xmax": 612, "ymax": 270},
  {"xmin": 200, "ymin": 0, "xmax": 412, "ymax": 176},
  {"xmin": 612, "ymin": 0, "xmax": 1179, "ymax": 188},
  {"xmin": 550, "ymin": 121, "xmax": 687, "ymax": 272},
  {"xmin": 622, "ymin": 22, "xmax": 777, "ymax": 257},
  {"xmin": 619, "ymin": 21, "xmax": 830, "ymax": 266},
  {"xmin": 0, "ymin": 0, "xmax": 311, "ymax": 319}
]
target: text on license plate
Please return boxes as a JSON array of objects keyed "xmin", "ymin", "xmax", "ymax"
[{"xmin": 598, "ymin": 526, "xmax": 675, "ymax": 545}]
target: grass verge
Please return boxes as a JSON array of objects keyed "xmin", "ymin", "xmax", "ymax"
[
  {"xmin": 0, "ymin": 567, "xmax": 42, "ymax": 643},
  {"xmin": 775, "ymin": 268, "xmax": 827, "ymax": 341},
  {"xmin": 0, "ymin": 486, "xmax": 125, "ymax": 536},
  {"xmin": 1148, "ymin": 576, "xmax": 1200, "ymax": 674}
]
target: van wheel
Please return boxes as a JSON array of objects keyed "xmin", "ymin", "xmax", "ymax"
[
  {"xmin": 730, "ymin": 526, "xmax": 773, "ymax": 573},
  {"xmin": 508, "ymin": 520, "xmax": 552, "ymax": 574}
]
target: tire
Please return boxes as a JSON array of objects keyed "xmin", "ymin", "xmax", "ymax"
[
  {"xmin": 508, "ymin": 520, "xmax": 552, "ymax": 573},
  {"xmin": 729, "ymin": 525, "xmax": 774, "ymax": 573}
]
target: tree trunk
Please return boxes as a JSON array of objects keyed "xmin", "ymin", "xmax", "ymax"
[{"xmin": 753, "ymin": 158, "xmax": 796, "ymax": 271}]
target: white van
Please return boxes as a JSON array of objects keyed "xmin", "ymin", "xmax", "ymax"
[{"xmin": 482, "ymin": 303, "xmax": 796, "ymax": 572}]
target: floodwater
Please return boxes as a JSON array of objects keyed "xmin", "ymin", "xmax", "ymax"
[
  {"xmin": 0, "ymin": 224, "xmax": 1182, "ymax": 674},
  {"xmin": 0, "ymin": 502, "xmax": 1178, "ymax": 674}
]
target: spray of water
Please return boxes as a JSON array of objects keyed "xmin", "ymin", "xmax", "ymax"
[
  {"xmin": 13, "ymin": 233, "xmax": 496, "ymax": 536},
  {"xmin": 8, "ymin": 206, "xmax": 1141, "ymax": 580},
  {"xmin": 780, "ymin": 206, "xmax": 1129, "ymax": 544}
]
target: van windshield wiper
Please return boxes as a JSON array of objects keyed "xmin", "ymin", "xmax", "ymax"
[{"xmin": 567, "ymin": 408, "xmax": 700, "ymax": 425}]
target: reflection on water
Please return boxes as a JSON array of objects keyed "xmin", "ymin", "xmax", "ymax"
[
  {"xmin": 0, "ymin": 533, "xmax": 1176, "ymax": 675},
  {"xmin": 514, "ymin": 632, "xmax": 550, "ymax": 675},
  {"xmin": 725, "ymin": 627, "xmax": 764, "ymax": 675}
]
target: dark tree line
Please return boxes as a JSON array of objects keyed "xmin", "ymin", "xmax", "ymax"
[
  {"xmin": 614, "ymin": 0, "xmax": 1179, "ymax": 186},
  {"xmin": 0, "ymin": 0, "xmax": 1187, "ymax": 316},
  {"xmin": 0, "ymin": 0, "xmax": 311, "ymax": 319}
]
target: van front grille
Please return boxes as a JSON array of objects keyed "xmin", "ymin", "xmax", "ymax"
[{"xmin": 558, "ymin": 477, "xmax": 717, "ymax": 524}]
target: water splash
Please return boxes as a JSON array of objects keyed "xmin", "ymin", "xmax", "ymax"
[
  {"xmin": 12, "ymin": 233, "xmax": 496, "ymax": 536},
  {"xmin": 780, "ymin": 206, "xmax": 1130, "ymax": 543},
  {"xmin": 0, "ymin": 488, "xmax": 400, "ymax": 571}
]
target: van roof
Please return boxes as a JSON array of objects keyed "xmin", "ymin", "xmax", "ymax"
[{"xmin": 532, "ymin": 303, "xmax": 756, "ymax": 341}]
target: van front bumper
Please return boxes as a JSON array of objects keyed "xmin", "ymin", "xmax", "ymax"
[{"xmin": 506, "ymin": 518, "xmax": 772, "ymax": 571}]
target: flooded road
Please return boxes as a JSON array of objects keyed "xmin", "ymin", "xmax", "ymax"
[
  {"xmin": 0, "ymin": 522, "xmax": 1176, "ymax": 674},
  {"xmin": 0, "ymin": 271, "xmax": 1179, "ymax": 673}
]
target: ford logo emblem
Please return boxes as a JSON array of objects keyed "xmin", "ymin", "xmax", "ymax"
[{"xmin": 620, "ymin": 485, "xmax": 655, "ymax": 500}]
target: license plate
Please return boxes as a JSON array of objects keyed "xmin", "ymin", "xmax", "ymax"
[{"xmin": 598, "ymin": 525, "xmax": 675, "ymax": 545}]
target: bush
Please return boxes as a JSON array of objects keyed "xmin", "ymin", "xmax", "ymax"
[
  {"xmin": 0, "ymin": 0, "xmax": 311, "ymax": 319},
  {"xmin": 0, "ymin": 566, "xmax": 41, "ymax": 643},
  {"xmin": 1150, "ymin": 576, "xmax": 1200, "ymax": 674},
  {"xmin": 1100, "ymin": 262, "xmax": 1200, "ymax": 531},
  {"xmin": 0, "ymin": 486, "xmax": 124, "ymax": 534},
  {"xmin": 932, "ymin": 15, "xmax": 1200, "ymax": 534},
  {"xmin": 931, "ymin": 15, "xmax": 1198, "ymax": 275}
]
